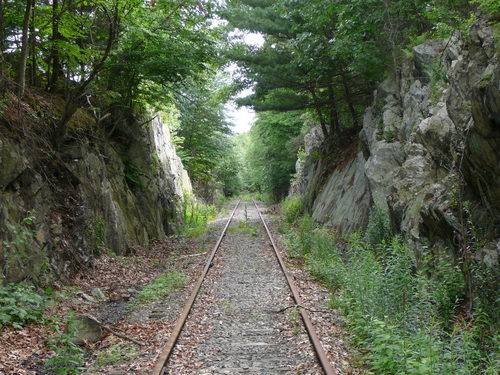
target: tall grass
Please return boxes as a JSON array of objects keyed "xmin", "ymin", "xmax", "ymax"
[
  {"xmin": 281, "ymin": 195, "xmax": 303, "ymax": 224},
  {"xmin": 181, "ymin": 193, "xmax": 217, "ymax": 237},
  {"xmin": 281, "ymin": 206, "xmax": 499, "ymax": 374}
]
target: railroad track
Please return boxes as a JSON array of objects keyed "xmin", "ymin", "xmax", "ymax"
[{"xmin": 151, "ymin": 200, "xmax": 336, "ymax": 375}]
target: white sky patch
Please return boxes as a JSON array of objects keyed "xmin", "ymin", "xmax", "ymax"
[
  {"xmin": 225, "ymin": 101, "xmax": 256, "ymax": 134},
  {"xmin": 225, "ymin": 87, "xmax": 256, "ymax": 134},
  {"xmin": 224, "ymin": 31, "xmax": 265, "ymax": 134},
  {"xmin": 243, "ymin": 32, "xmax": 265, "ymax": 47}
]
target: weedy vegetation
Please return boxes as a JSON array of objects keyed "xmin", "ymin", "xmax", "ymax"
[
  {"xmin": 181, "ymin": 193, "xmax": 217, "ymax": 237},
  {"xmin": 281, "ymin": 201, "xmax": 499, "ymax": 374},
  {"xmin": 93, "ymin": 341, "xmax": 139, "ymax": 368},
  {"xmin": 0, "ymin": 283, "xmax": 50, "ymax": 329},
  {"xmin": 45, "ymin": 313, "xmax": 86, "ymax": 375},
  {"xmin": 134, "ymin": 271, "xmax": 186, "ymax": 306}
]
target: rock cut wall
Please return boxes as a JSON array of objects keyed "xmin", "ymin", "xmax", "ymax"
[
  {"xmin": 292, "ymin": 18, "xmax": 499, "ymax": 265},
  {"xmin": 0, "ymin": 111, "xmax": 191, "ymax": 284}
]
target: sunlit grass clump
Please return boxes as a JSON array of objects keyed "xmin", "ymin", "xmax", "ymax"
[
  {"xmin": 136, "ymin": 271, "xmax": 186, "ymax": 305},
  {"xmin": 181, "ymin": 193, "xmax": 217, "ymax": 237}
]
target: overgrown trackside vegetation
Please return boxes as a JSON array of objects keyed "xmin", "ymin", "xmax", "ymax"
[
  {"xmin": 180, "ymin": 193, "xmax": 218, "ymax": 237},
  {"xmin": 281, "ymin": 199, "xmax": 499, "ymax": 374},
  {"xmin": 135, "ymin": 271, "xmax": 186, "ymax": 305}
]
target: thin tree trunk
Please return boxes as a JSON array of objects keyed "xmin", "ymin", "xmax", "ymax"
[
  {"xmin": 383, "ymin": 0, "xmax": 401, "ymax": 99},
  {"xmin": 49, "ymin": 0, "xmax": 62, "ymax": 90},
  {"xmin": 0, "ymin": 0, "xmax": 5, "ymax": 76},
  {"xmin": 18, "ymin": 0, "xmax": 33, "ymax": 98},
  {"xmin": 0, "ymin": 0, "xmax": 5, "ymax": 54},
  {"xmin": 341, "ymin": 73, "xmax": 359, "ymax": 128},
  {"xmin": 309, "ymin": 88, "xmax": 329, "ymax": 139},
  {"xmin": 29, "ymin": 5, "xmax": 37, "ymax": 86},
  {"xmin": 327, "ymin": 81, "xmax": 340, "ymax": 134}
]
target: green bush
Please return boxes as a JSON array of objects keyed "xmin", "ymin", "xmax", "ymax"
[
  {"xmin": 473, "ymin": 0, "xmax": 500, "ymax": 18},
  {"xmin": 304, "ymin": 229, "xmax": 344, "ymax": 290},
  {"xmin": 123, "ymin": 160, "xmax": 147, "ymax": 191},
  {"xmin": 281, "ymin": 195, "xmax": 303, "ymax": 225},
  {"xmin": 85, "ymin": 215, "xmax": 106, "ymax": 250},
  {"xmin": 0, "ymin": 283, "xmax": 49, "ymax": 329},
  {"xmin": 1, "ymin": 211, "xmax": 50, "ymax": 280},
  {"xmin": 254, "ymin": 191, "xmax": 273, "ymax": 203}
]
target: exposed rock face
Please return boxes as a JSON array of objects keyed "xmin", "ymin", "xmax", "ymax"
[
  {"xmin": 292, "ymin": 18, "xmax": 499, "ymax": 265},
  {"xmin": 289, "ymin": 125, "xmax": 324, "ymax": 197},
  {"xmin": 0, "ymin": 113, "xmax": 191, "ymax": 284},
  {"xmin": 311, "ymin": 152, "xmax": 372, "ymax": 233}
]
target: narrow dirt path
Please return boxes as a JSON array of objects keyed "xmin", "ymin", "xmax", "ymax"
[{"xmin": 165, "ymin": 202, "xmax": 322, "ymax": 374}]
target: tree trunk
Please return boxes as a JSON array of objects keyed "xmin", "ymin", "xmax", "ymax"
[
  {"xmin": 0, "ymin": 0, "xmax": 5, "ymax": 54},
  {"xmin": 49, "ymin": 0, "xmax": 62, "ymax": 91},
  {"xmin": 18, "ymin": 0, "xmax": 33, "ymax": 98},
  {"xmin": 383, "ymin": 0, "xmax": 401, "ymax": 99},
  {"xmin": 327, "ymin": 81, "xmax": 340, "ymax": 134},
  {"xmin": 28, "ymin": 5, "xmax": 37, "ymax": 86},
  {"xmin": 341, "ymin": 73, "xmax": 359, "ymax": 128},
  {"xmin": 309, "ymin": 88, "xmax": 329, "ymax": 139},
  {"xmin": 53, "ymin": 4, "xmax": 117, "ymax": 148},
  {"xmin": 0, "ymin": 0, "xmax": 5, "ymax": 77}
]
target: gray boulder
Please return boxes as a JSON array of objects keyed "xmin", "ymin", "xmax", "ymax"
[{"xmin": 69, "ymin": 314, "xmax": 103, "ymax": 345}]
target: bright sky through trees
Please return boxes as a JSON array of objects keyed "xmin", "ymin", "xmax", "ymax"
[{"xmin": 225, "ymin": 32, "xmax": 264, "ymax": 133}]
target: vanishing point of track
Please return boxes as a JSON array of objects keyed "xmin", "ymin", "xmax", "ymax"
[{"xmin": 151, "ymin": 200, "xmax": 336, "ymax": 375}]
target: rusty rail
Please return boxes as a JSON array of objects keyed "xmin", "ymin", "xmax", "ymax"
[
  {"xmin": 253, "ymin": 199, "xmax": 338, "ymax": 375},
  {"xmin": 151, "ymin": 199, "xmax": 241, "ymax": 375}
]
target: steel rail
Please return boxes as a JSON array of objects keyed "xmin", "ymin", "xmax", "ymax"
[
  {"xmin": 253, "ymin": 199, "xmax": 338, "ymax": 375},
  {"xmin": 151, "ymin": 199, "xmax": 241, "ymax": 375}
]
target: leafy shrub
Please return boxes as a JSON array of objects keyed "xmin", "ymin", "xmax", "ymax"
[
  {"xmin": 254, "ymin": 191, "xmax": 273, "ymax": 203},
  {"xmin": 215, "ymin": 192, "xmax": 227, "ymax": 209},
  {"xmin": 304, "ymin": 229, "xmax": 344, "ymax": 290},
  {"xmin": 45, "ymin": 314, "xmax": 85, "ymax": 375},
  {"xmin": 1, "ymin": 211, "xmax": 50, "ymax": 279},
  {"xmin": 0, "ymin": 283, "xmax": 48, "ymax": 329},
  {"xmin": 281, "ymin": 195, "xmax": 303, "ymax": 225},
  {"xmin": 473, "ymin": 0, "xmax": 500, "ymax": 18},
  {"xmin": 85, "ymin": 215, "xmax": 106, "ymax": 250},
  {"xmin": 123, "ymin": 160, "xmax": 147, "ymax": 190},
  {"xmin": 365, "ymin": 206, "xmax": 392, "ymax": 255},
  {"xmin": 429, "ymin": 60, "xmax": 449, "ymax": 104},
  {"xmin": 283, "ymin": 214, "xmax": 315, "ymax": 258}
]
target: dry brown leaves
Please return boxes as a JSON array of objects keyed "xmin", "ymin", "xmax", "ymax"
[
  {"xmin": 0, "ymin": 233, "xmax": 212, "ymax": 375},
  {"xmin": 0, "ymin": 325, "xmax": 52, "ymax": 374}
]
